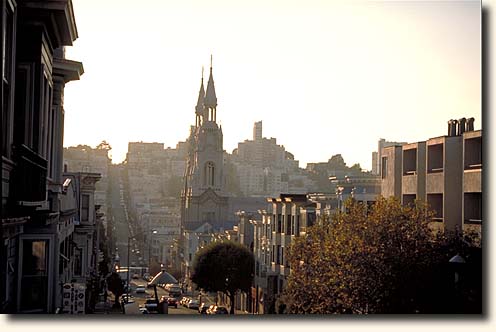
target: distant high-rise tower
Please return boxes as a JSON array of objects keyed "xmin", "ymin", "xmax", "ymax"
[
  {"xmin": 253, "ymin": 121, "xmax": 263, "ymax": 141},
  {"xmin": 181, "ymin": 58, "xmax": 229, "ymax": 231}
]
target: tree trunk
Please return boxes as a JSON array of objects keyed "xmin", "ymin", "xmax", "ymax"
[{"xmin": 229, "ymin": 292, "xmax": 235, "ymax": 315}]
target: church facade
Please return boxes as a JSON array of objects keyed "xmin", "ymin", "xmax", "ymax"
[{"xmin": 181, "ymin": 61, "xmax": 230, "ymax": 231}]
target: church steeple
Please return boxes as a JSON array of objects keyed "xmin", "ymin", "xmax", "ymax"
[
  {"xmin": 204, "ymin": 55, "xmax": 217, "ymax": 122},
  {"xmin": 182, "ymin": 56, "xmax": 226, "ymax": 232},
  {"xmin": 195, "ymin": 67, "xmax": 205, "ymax": 127}
]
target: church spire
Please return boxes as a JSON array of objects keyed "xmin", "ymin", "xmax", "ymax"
[
  {"xmin": 204, "ymin": 55, "xmax": 217, "ymax": 109},
  {"xmin": 195, "ymin": 67, "xmax": 205, "ymax": 115},
  {"xmin": 195, "ymin": 68, "xmax": 205, "ymax": 127}
]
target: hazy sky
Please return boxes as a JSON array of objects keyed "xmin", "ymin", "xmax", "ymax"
[{"xmin": 63, "ymin": 0, "xmax": 481, "ymax": 169}]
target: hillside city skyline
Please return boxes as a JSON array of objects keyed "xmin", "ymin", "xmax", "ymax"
[
  {"xmin": 62, "ymin": 0, "xmax": 480, "ymax": 169},
  {"xmin": 1, "ymin": 0, "xmax": 484, "ymax": 322}
]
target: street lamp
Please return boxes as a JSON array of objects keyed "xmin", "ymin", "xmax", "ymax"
[
  {"xmin": 449, "ymin": 253, "xmax": 466, "ymax": 312},
  {"xmin": 336, "ymin": 186, "xmax": 344, "ymax": 212},
  {"xmin": 148, "ymin": 230, "xmax": 158, "ymax": 271},
  {"xmin": 126, "ymin": 229, "xmax": 157, "ymax": 299}
]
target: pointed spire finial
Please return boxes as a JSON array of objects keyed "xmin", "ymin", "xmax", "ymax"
[
  {"xmin": 204, "ymin": 55, "xmax": 217, "ymax": 109},
  {"xmin": 202, "ymin": 66, "xmax": 204, "ymax": 81},
  {"xmin": 196, "ymin": 67, "xmax": 206, "ymax": 115}
]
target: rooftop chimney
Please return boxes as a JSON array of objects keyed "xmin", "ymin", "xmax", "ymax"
[
  {"xmin": 458, "ymin": 118, "xmax": 466, "ymax": 135},
  {"xmin": 448, "ymin": 119, "xmax": 458, "ymax": 137},
  {"xmin": 466, "ymin": 117, "xmax": 475, "ymax": 132}
]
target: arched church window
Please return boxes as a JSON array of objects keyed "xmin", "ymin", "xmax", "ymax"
[{"xmin": 204, "ymin": 162, "xmax": 215, "ymax": 187}]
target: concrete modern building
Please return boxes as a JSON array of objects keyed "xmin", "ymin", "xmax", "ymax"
[
  {"xmin": 1, "ymin": 0, "xmax": 85, "ymax": 313},
  {"xmin": 381, "ymin": 118, "xmax": 482, "ymax": 236},
  {"xmin": 372, "ymin": 138, "xmax": 407, "ymax": 175}
]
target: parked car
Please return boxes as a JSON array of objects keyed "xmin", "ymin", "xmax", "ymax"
[
  {"xmin": 199, "ymin": 302, "xmax": 210, "ymax": 314},
  {"xmin": 168, "ymin": 286, "xmax": 182, "ymax": 298},
  {"xmin": 144, "ymin": 298, "xmax": 159, "ymax": 312},
  {"xmin": 120, "ymin": 294, "xmax": 134, "ymax": 304},
  {"xmin": 139, "ymin": 307, "xmax": 150, "ymax": 314},
  {"xmin": 206, "ymin": 304, "xmax": 217, "ymax": 314},
  {"xmin": 187, "ymin": 299, "xmax": 200, "ymax": 310},
  {"xmin": 181, "ymin": 297, "xmax": 190, "ymax": 307},
  {"xmin": 211, "ymin": 306, "xmax": 228, "ymax": 314},
  {"xmin": 167, "ymin": 297, "xmax": 178, "ymax": 308},
  {"xmin": 135, "ymin": 285, "xmax": 146, "ymax": 293}
]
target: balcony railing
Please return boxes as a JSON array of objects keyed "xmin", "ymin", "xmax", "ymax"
[{"xmin": 13, "ymin": 144, "xmax": 47, "ymax": 203}]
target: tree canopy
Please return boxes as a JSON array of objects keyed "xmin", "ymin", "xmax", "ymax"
[
  {"xmin": 96, "ymin": 140, "xmax": 112, "ymax": 150},
  {"xmin": 191, "ymin": 241, "xmax": 254, "ymax": 314},
  {"xmin": 107, "ymin": 272, "xmax": 124, "ymax": 308},
  {"xmin": 280, "ymin": 197, "xmax": 481, "ymax": 314}
]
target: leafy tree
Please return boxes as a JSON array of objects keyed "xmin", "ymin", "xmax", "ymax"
[
  {"xmin": 98, "ymin": 258, "xmax": 110, "ymax": 278},
  {"xmin": 191, "ymin": 241, "xmax": 254, "ymax": 314},
  {"xmin": 281, "ymin": 197, "xmax": 481, "ymax": 314},
  {"xmin": 107, "ymin": 272, "xmax": 124, "ymax": 308},
  {"xmin": 349, "ymin": 163, "xmax": 362, "ymax": 173},
  {"xmin": 96, "ymin": 140, "xmax": 112, "ymax": 150}
]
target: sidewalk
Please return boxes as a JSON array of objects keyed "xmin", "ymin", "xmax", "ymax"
[
  {"xmin": 199, "ymin": 293, "xmax": 249, "ymax": 315},
  {"xmin": 95, "ymin": 291, "xmax": 123, "ymax": 314}
]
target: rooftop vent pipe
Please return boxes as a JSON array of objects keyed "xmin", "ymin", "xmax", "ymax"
[
  {"xmin": 466, "ymin": 117, "xmax": 475, "ymax": 132},
  {"xmin": 448, "ymin": 119, "xmax": 458, "ymax": 137},
  {"xmin": 458, "ymin": 118, "xmax": 466, "ymax": 135}
]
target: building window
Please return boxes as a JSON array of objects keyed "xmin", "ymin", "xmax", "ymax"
[
  {"xmin": 20, "ymin": 240, "xmax": 49, "ymax": 312},
  {"xmin": 427, "ymin": 194, "xmax": 443, "ymax": 221},
  {"xmin": 59, "ymin": 242, "xmax": 64, "ymax": 275},
  {"xmin": 464, "ymin": 193, "xmax": 482, "ymax": 224},
  {"xmin": 74, "ymin": 248, "xmax": 82, "ymax": 276},
  {"xmin": 204, "ymin": 162, "xmax": 215, "ymax": 187},
  {"xmin": 81, "ymin": 194, "xmax": 89, "ymax": 221},
  {"xmin": 402, "ymin": 194, "xmax": 416, "ymax": 207},
  {"xmin": 286, "ymin": 215, "xmax": 291, "ymax": 235},
  {"xmin": 307, "ymin": 212, "xmax": 316, "ymax": 228},
  {"xmin": 291, "ymin": 215, "xmax": 295, "ymax": 235},
  {"xmin": 280, "ymin": 247, "xmax": 284, "ymax": 266},
  {"xmin": 2, "ymin": 2, "xmax": 16, "ymax": 157},
  {"xmin": 427, "ymin": 144, "xmax": 444, "ymax": 173},
  {"xmin": 464, "ymin": 137, "xmax": 482, "ymax": 170},
  {"xmin": 403, "ymin": 148, "xmax": 417, "ymax": 175},
  {"xmin": 296, "ymin": 215, "xmax": 300, "ymax": 236},
  {"xmin": 381, "ymin": 157, "xmax": 388, "ymax": 179},
  {"xmin": 277, "ymin": 214, "xmax": 282, "ymax": 233}
]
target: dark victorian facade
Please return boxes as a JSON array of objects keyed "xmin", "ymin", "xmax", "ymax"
[{"xmin": 1, "ymin": 0, "xmax": 84, "ymax": 313}]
